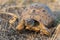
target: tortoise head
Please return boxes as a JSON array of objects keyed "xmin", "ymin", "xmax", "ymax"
[{"xmin": 25, "ymin": 19, "xmax": 39, "ymax": 27}]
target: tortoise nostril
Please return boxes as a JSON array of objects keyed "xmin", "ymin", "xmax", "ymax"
[{"xmin": 26, "ymin": 19, "xmax": 39, "ymax": 27}]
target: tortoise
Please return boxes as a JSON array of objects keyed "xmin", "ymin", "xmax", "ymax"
[
  {"xmin": 0, "ymin": 3, "xmax": 56, "ymax": 36},
  {"xmin": 15, "ymin": 3, "xmax": 56, "ymax": 35}
]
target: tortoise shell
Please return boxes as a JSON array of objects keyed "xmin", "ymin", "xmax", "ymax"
[{"xmin": 22, "ymin": 3, "xmax": 55, "ymax": 28}]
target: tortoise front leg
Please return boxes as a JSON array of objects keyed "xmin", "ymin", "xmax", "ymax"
[
  {"xmin": 16, "ymin": 19, "xmax": 25, "ymax": 31},
  {"xmin": 39, "ymin": 22, "xmax": 50, "ymax": 36}
]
